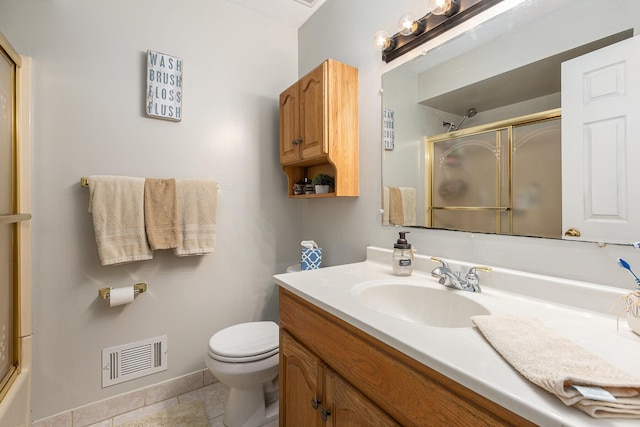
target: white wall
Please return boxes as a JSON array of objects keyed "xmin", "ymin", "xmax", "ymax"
[
  {"xmin": 3, "ymin": 0, "xmax": 640, "ymax": 420},
  {"xmin": 298, "ymin": 0, "xmax": 640, "ymax": 287},
  {"xmin": 0, "ymin": 0, "xmax": 300, "ymax": 420}
]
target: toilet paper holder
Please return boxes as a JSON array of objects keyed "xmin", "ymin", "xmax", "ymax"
[{"xmin": 98, "ymin": 282, "xmax": 147, "ymax": 300}]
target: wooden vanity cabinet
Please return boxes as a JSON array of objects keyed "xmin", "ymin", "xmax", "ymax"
[
  {"xmin": 279, "ymin": 288, "xmax": 536, "ymax": 426},
  {"xmin": 279, "ymin": 59, "xmax": 358, "ymax": 198},
  {"xmin": 281, "ymin": 331, "xmax": 399, "ymax": 427}
]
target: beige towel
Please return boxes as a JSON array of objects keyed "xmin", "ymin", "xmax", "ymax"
[
  {"xmin": 472, "ymin": 315, "xmax": 640, "ymax": 418},
  {"xmin": 388, "ymin": 187, "xmax": 416, "ymax": 226},
  {"xmin": 88, "ymin": 175, "xmax": 153, "ymax": 265},
  {"xmin": 382, "ymin": 187, "xmax": 390, "ymax": 225},
  {"xmin": 174, "ymin": 179, "xmax": 218, "ymax": 256},
  {"xmin": 144, "ymin": 178, "xmax": 178, "ymax": 250}
]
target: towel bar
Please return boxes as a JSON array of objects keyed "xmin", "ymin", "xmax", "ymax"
[
  {"xmin": 81, "ymin": 176, "xmax": 219, "ymax": 190},
  {"xmin": 98, "ymin": 282, "xmax": 147, "ymax": 300}
]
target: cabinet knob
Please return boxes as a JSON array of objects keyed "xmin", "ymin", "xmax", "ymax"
[
  {"xmin": 311, "ymin": 397, "xmax": 322, "ymax": 410},
  {"xmin": 320, "ymin": 408, "xmax": 331, "ymax": 422},
  {"xmin": 292, "ymin": 137, "xmax": 302, "ymax": 145},
  {"xmin": 564, "ymin": 228, "xmax": 581, "ymax": 237}
]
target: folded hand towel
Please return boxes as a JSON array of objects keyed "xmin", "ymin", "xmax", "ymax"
[
  {"xmin": 174, "ymin": 179, "xmax": 218, "ymax": 256},
  {"xmin": 88, "ymin": 176, "xmax": 153, "ymax": 265},
  {"xmin": 472, "ymin": 315, "xmax": 640, "ymax": 418},
  {"xmin": 144, "ymin": 178, "xmax": 178, "ymax": 250},
  {"xmin": 389, "ymin": 187, "xmax": 416, "ymax": 226}
]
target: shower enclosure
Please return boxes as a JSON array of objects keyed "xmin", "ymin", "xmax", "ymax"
[{"xmin": 427, "ymin": 110, "xmax": 561, "ymax": 238}]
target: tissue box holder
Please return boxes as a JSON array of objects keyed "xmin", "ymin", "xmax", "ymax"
[{"xmin": 301, "ymin": 248, "xmax": 322, "ymax": 270}]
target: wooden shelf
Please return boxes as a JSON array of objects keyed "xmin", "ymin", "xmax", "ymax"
[{"xmin": 289, "ymin": 192, "xmax": 336, "ymax": 199}]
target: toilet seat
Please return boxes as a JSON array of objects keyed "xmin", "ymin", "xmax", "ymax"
[{"xmin": 208, "ymin": 321, "xmax": 279, "ymax": 363}]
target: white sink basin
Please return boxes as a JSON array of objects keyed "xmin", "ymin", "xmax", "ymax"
[{"xmin": 354, "ymin": 281, "xmax": 490, "ymax": 328}]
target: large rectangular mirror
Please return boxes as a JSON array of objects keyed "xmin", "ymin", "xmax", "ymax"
[{"xmin": 382, "ymin": 0, "xmax": 640, "ymax": 244}]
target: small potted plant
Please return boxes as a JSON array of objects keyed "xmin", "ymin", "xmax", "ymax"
[{"xmin": 312, "ymin": 173, "xmax": 334, "ymax": 194}]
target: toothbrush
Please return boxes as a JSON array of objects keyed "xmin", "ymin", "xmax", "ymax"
[{"xmin": 617, "ymin": 257, "xmax": 640, "ymax": 288}]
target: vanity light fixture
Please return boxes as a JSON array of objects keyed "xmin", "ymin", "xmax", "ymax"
[{"xmin": 375, "ymin": 0, "xmax": 504, "ymax": 63}]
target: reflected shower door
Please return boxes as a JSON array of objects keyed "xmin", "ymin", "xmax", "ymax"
[
  {"xmin": 512, "ymin": 118, "xmax": 562, "ymax": 238},
  {"xmin": 430, "ymin": 129, "xmax": 508, "ymax": 233}
]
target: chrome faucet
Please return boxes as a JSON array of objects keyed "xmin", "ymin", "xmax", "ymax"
[{"xmin": 430, "ymin": 257, "xmax": 491, "ymax": 293}]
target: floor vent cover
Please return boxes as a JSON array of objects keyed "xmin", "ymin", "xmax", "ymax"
[{"xmin": 102, "ymin": 335, "xmax": 167, "ymax": 388}]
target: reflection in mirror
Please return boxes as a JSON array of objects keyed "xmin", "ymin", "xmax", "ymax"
[
  {"xmin": 381, "ymin": 0, "xmax": 640, "ymax": 243},
  {"xmin": 428, "ymin": 110, "xmax": 561, "ymax": 238}
]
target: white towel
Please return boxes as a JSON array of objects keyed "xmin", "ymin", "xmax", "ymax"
[
  {"xmin": 472, "ymin": 315, "xmax": 640, "ymax": 419},
  {"xmin": 88, "ymin": 175, "xmax": 153, "ymax": 265},
  {"xmin": 388, "ymin": 186, "xmax": 416, "ymax": 226},
  {"xmin": 174, "ymin": 179, "xmax": 218, "ymax": 256}
]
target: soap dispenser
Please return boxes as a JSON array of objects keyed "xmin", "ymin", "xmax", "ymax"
[{"xmin": 392, "ymin": 231, "xmax": 413, "ymax": 276}]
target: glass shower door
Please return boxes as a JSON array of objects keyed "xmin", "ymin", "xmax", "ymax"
[
  {"xmin": 512, "ymin": 118, "xmax": 562, "ymax": 238},
  {"xmin": 0, "ymin": 45, "xmax": 16, "ymax": 393},
  {"xmin": 428, "ymin": 112, "xmax": 561, "ymax": 237},
  {"xmin": 430, "ymin": 128, "xmax": 509, "ymax": 233}
]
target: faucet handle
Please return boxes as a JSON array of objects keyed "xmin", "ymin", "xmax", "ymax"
[
  {"xmin": 466, "ymin": 266, "xmax": 491, "ymax": 284},
  {"xmin": 430, "ymin": 257, "xmax": 449, "ymax": 268},
  {"xmin": 467, "ymin": 266, "xmax": 492, "ymax": 275}
]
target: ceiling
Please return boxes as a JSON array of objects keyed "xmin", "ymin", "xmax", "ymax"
[{"xmin": 225, "ymin": 0, "xmax": 327, "ymax": 28}]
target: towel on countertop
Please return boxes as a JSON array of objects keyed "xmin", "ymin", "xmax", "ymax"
[
  {"xmin": 174, "ymin": 179, "xmax": 218, "ymax": 256},
  {"xmin": 88, "ymin": 175, "xmax": 153, "ymax": 266},
  {"xmin": 144, "ymin": 178, "xmax": 179, "ymax": 250},
  {"xmin": 472, "ymin": 315, "xmax": 640, "ymax": 419},
  {"xmin": 386, "ymin": 186, "xmax": 416, "ymax": 226}
]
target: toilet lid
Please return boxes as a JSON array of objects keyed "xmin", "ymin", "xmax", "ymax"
[{"xmin": 208, "ymin": 321, "xmax": 279, "ymax": 362}]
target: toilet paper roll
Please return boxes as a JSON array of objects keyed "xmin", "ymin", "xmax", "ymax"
[{"xmin": 109, "ymin": 286, "xmax": 135, "ymax": 307}]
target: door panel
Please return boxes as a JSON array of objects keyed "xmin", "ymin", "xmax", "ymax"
[
  {"xmin": 280, "ymin": 332, "xmax": 322, "ymax": 426},
  {"xmin": 279, "ymin": 85, "xmax": 300, "ymax": 165},
  {"xmin": 300, "ymin": 64, "xmax": 326, "ymax": 160},
  {"xmin": 562, "ymin": 36, "xmax": 640, "ymax": 243},
  {"xmin": 325, "ymin": 368, "xmax": 400, "ymax": 427}
]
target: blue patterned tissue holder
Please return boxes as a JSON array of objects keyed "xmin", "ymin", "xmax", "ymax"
[{"xmin": 301, "ymin": 248, "xmax": 322, "ymax": 270}]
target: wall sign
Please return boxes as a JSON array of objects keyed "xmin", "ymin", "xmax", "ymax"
[
  {"xmin": 146, "ymin": 50, "xmax": 182, "ymax": 121},
  {"xmin": 383, "ymin": 108, "xmax": 394, "ymax": 150}
]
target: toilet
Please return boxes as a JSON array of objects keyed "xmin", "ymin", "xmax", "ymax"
[{"xmin": 206, "ymin": 321, "xmax": 279, "ymax": 427}]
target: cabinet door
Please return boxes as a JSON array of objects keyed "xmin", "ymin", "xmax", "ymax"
[
  {"xmin": 324, "ymin": 368, "xmax": 400, "ymax": 427},
  {"xmin": 280, "ymin": 84, "xmax": 301, "ymax": 165},
  {"xmin": 280, "ymin": 332, "xmax": 323, "ymax": 427},
  {"xmin": 300, "ymin": 63, "xmax": 327, "ymax": 160}
]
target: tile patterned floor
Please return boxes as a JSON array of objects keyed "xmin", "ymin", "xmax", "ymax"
[{"xmin": 31, "ymin": 370, "xmax": 278, "ymax": 427}]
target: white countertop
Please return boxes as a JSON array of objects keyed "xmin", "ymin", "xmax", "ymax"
[{"xmin": 273, "ymin": 247, "xmax": 640, "ymax": 426}]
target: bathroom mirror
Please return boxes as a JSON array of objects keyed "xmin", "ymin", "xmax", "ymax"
[{"xmin": 381, "ymin": 0, "xmax": 640, "ymax": 243}]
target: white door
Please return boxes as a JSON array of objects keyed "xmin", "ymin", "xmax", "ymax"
[{"xmin": 562, "ymin": 35, "xmax": 640, "ymax": 244}]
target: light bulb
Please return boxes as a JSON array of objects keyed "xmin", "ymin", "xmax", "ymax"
[
  {"xmin": 373, "ymin": 30, "xmax": 391, "ymax": 51},
  {"xmin": 429, "ymin": 0, "xmax": 459, "ymax": 16},
  {"xmin": 397, "ymin": 14, "xmax": 417, "ymax": 36}
]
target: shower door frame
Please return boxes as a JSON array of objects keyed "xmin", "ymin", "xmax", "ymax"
[
  {"xmin": 0, "ymin": 30, "xmax": 32, "ymax": 425},
  {"xmin": 426, "ymin": 108, "xmax": 561, "ymax": 236}
]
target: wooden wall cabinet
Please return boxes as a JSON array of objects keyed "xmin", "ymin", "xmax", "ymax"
[
  {"xmin": 279, "ymin": 288, "xmax": 536, "ymax": 426},
  {"xmin": 279, "ymin": 59, "xmax": 359, "ymax": 198}
]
